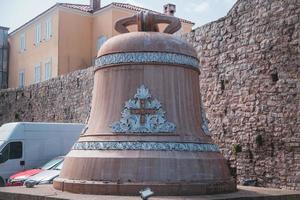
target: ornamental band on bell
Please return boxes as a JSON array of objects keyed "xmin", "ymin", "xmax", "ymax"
[
  {"xmin": 72, "ymin": 141, "xmax": 220, "ymax": 152},
  {"xmin": 95, "ymin": 52, "xmax": 200, "ymax": 69},
  {"xmin": 111, "ymin": 85, "xmax": 176, "ymax": 133}
]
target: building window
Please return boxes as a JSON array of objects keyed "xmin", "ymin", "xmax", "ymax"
[
  {"xmin": 18, "ymin": 71, "xmax": 25, "ymax": 87},
  {"xmin": 45, "ymin": 18, "xmax": 52, "ymax": 40},
  {"xmin": 19, "ymin": 33, "xmax": 26, "ymax": 51},
  {"xmin": 35, "ymin": 23, "xmax": 42, "ymax": 45},
  {"xmin": 96, "ymin": 36, "xmax": 107, "ymax": 51},
  {"xmin": 45, "ymin": 60, "xmax": 52, "ymax": 80},
  {"xmin": 34, "ymin": 64, "xmax": 41, "ymax": 83}
]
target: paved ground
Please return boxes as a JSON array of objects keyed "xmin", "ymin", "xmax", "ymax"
[{"xmin": 0, "ymin": 185, "xmax": 300, "ymax": 200}]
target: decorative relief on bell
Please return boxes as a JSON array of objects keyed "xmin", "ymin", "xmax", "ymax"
[{"xmin": 111, "ymin": 85, "xmax": 176, "ymax": 133}]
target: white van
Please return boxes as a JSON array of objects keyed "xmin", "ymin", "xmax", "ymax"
[{"xmin": 0, "ymin": 122, "xmax": 85, "ymax": 186}]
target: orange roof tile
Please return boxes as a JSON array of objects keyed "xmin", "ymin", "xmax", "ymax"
[
  {"xmin": 60, "ymin": 2, "xmax": 194, "ymax": 25},
  {"xmin": 60, "ymin": 3, "xmax": 93, "ymax": 13}
]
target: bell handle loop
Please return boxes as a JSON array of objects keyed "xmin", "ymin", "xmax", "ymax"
[
  {"xmin": 114, "ymin": 15, "xmax": 136, "ymax": 33},
  {"xmin": 114, "ymin": 11, "xmax": 181, "ymax": 34},
  {"xmin": 153, "ymin": 14, "xmax": 181, "ymax": 34}
]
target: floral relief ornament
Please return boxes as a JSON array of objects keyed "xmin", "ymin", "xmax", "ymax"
[{"xmin": 111, "ymin": 85, "xmax": 176, "ymax": 133}]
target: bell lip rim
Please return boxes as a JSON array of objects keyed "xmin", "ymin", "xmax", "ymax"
[{"xmin": 53, "ymin": 177, "xmax": 237, "ymax": 196}]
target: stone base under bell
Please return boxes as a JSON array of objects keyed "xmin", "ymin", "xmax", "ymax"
[{"xmin": 53, "ymin": 178, "xmax": 236, "ymax": 196}]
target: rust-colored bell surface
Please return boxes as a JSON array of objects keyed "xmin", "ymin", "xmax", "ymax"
[{"xmin": 53, "ymin": 11, "xmax": 236, "ymax": 195}]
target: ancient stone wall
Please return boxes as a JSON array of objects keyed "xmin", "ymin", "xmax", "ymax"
[
  {"xmin": 0, "ymin": 67, "xmax": 94, "ymax": 125},
  {"xmin": 185, "ymin": 0, "xmax": 300, "ymax": 190}
]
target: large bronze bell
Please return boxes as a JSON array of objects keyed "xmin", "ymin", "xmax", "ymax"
[{"xmin": 53, "ymin": 12, "xmax": 236, "ymax": 195}]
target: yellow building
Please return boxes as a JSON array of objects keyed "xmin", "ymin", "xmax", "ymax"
[{"xmin": 8, "ymin": 0, "xmax": 194, "ymax": 88}]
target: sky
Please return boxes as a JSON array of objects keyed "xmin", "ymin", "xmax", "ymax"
[{"xmin": 0, "ymin": 0, "xmax": 237, "ymax": 33}]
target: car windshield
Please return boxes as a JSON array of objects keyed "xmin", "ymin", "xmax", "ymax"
[
  {"xmin": 54, "ymin": 162, "xmax": 63, "ymax": 170},
  {"xmin": 41, "ymin": 157, "xmax": 64, "ymax": 170}
]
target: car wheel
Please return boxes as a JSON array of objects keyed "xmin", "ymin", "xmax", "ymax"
[{"xmin": 0, "ymin": 177, "xmax": 5, "ymax": 187}]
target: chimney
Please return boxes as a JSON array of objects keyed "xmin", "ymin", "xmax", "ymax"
[
  {"xmin": 163, "ymin": 4, "xmax": 176, "ymax": 16},
  {"xmin": 90, "ymin": 0, "xmax": 101, "ymax": 11}
]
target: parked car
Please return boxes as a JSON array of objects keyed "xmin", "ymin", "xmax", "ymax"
[
  {"xmin": 24, "ymin": 160, "xmax": 64, "ymax": 187},
  {"xmin": 0, "ymin": 122, "xmax": 85, "ymax": 186},
  {"xmin": 6, "ymin": 156, "xmax": 64, "ymax": 186}
]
